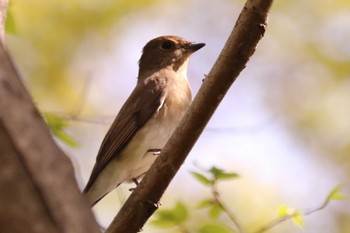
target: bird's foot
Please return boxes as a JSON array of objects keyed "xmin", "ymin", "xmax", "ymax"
[{"xmin": 128, "ymin": 178, "xmax": 139, "ymax": 191}]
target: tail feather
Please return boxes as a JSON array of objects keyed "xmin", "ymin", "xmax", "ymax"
[{"xmin": 83, "ymin": 158, "xmax": 127, "ymax": 206}]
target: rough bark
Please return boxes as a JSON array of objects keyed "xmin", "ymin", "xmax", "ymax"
[
  {"xmin": 0, "ymin": 3, "xmax": 100, "ymax": 233},
  {"xmin": 106, "ymin": 0, "xmax": 274, "ymax": 232}
]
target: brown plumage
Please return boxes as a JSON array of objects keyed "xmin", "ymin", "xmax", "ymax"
[{"xmin": 83, "ymin": 36, "xmax": 205, "ymax": 206}]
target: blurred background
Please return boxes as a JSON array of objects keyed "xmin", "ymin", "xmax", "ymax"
[{"xmin": 5, "ymin": 0, "xmax": 350, "ymax": 232}]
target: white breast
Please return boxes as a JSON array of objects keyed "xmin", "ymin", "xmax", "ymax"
[{"xmin": 86, "ymin": 69, "xmax": 192, "ymax": 203}]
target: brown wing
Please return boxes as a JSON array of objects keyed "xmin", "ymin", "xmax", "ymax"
[{"xmin": 83, "ymin": 77, "xmax": 166, "ymax": 192}]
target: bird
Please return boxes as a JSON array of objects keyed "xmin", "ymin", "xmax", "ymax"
[{"xmin": 83, "ymin": 35, "xmax": 205, "ymax": 206}]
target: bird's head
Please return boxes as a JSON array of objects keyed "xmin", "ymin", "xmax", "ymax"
[{"xmin": 138, "ymin": 35, "xmax": 205, "ymax": 75}]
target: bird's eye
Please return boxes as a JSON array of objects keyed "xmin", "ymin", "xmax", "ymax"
[{"xmin": 160, "ymin": 41, "xmax": 174, "ymax": 50}]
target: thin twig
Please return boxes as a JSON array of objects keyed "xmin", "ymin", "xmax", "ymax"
[
  {"xmin": 211, "ymin": 181, "xmax": 245, "ymax": 233},
  {"xmin": 254, "ymin": 195, "xmax": 333, "ymax": 233},
  {"xmin": 51, "ymin": 112, "xmax": 113, "ymax": 125},
  {"xmin": 254, "ymin": 215, "xmax": 289, "ymax": 233},
  {"xmin": 70, "ymin": 75, "xmax": 92, "ymax": 118}
]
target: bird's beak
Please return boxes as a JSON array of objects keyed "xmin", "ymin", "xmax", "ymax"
[{"xmin": 185, "ymin": 42, "xmax": 206, "ymax": 52}]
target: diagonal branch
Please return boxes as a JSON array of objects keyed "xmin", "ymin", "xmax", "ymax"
[{"xmin": 106, "ymin": 0, "xmax": 274, "ymax": 232}]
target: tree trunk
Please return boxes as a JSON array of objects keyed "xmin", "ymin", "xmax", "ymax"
[{"xmin": 0, "ymin": 2, "xmax": 100, "ymax": 232}]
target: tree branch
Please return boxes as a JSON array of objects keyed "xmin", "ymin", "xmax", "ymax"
[{"xmin": 106, "ymin": 0, "xmax": 273, "ymax": 232}]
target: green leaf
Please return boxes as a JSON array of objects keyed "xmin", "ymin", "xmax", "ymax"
[
  {"xmin": 150, "ymin": 218, "xmax": 176, "ymax": 228},
  {"xmin": 191, "ymin": 171, "xmax": 212, "ymax": 186},
  {"xmin": 199, "ymin": 223, "xmax": 233, "ymax": 233},
  {"xmin": 209, "ymin": 167, "xmax": 239, "ymax": 181},
  {"xmin": 173, "ymin": 201, "xmax": 188, "ymax": 223},
  {"xmin": 196, "ymin": 199, "xmax": 215, "ymax": 209},
  {"xmin": 152, "ymin": 210, "xmax": 178, "ymax": 227},
  {"xmin": 43, "ymin": 112, "xmax": 79, "ymax": 148},
  {"xmin": 215, "ymin": 172, "xmax": 239, "ymax": 180},
  {"xmin": 209, "ymin": 167, "xmax": 224, "ymax": 177},
  {"xmin": 5, "ymin": 1, "xmax": 17, "ymax": 34},
  {"xmin": 277, "ymin": 204, "xmax": 291, "ymax": 218},
  {"xmin": 208, "ymin": 204, "xmax": 224, "ymax": 220},
  {"xmin": 327, "ymin": 185, "xmax": 347, "ymax": 201},
  {"xmin": 151, "ymin": 201, "xmax": 188, "ymax": 228},
  {"xmin": 291, "ymin": 212, "xmax": 305, "ymax": 229},
  {"xmin": 53, "ymin": 129, "xmax": 79, "ymax": 148}
]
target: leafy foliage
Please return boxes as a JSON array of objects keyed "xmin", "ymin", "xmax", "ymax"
[
  {"xmin": 192, "ymin": 166, "xmax": 239, "ymax": 184},
  {"xmin": 209, "ymin": 167, "xmax": 239, "ymax": 181},
  {"xmin": 199, "ymin": 223, "xmax": 234, "ymax": 233},
  {"xmin": 277, "ymin": 204, "xmax": 290, "ymax": 218},
  {"xmin": 191, "ymin": 172, "xmax": 212, "ymax": 186},
  {"xmin": 152, "ymin": 167, "xmax": 346, "ymax": 233},
  {"xmin": 152, "ymin": 167, "xmax": 239, "ymax": 233},
  {"xmin": 326, "ymin": 185, "xmax": 346, "ymax": 201},
  {"xmin": 291, "ymin": 212, "xmax": 305, "ymax": 229},
  {"xmin": 257, "ymin": 184, "xmax": 347, "ymax": 232},
  {"xmin": 5, "ymin": 1, "xmax": 17, "ymax": 34},
  {"xmin": 7, "ymin": 0, "xmax": 160, "ymax": 106},
  {"xmin": 207, "ymin": 204, "xmax": 224, "ymax": 220},
  {"xmin": 43, "ymin": 112, "xmax": 79, "ymax": 148},
  {"xmin": 151, "ymin": 201, "xmax": 188, "ymax": 228}
]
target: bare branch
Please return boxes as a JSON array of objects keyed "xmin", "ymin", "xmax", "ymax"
[{"xmin": 106, "ymin": 0, "xmax": 273, "ymax": 232}]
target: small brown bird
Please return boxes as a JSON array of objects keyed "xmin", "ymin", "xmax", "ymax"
[{"xmin": 83, "ymin": 35, "xmax": 205, "ymax": 206}]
